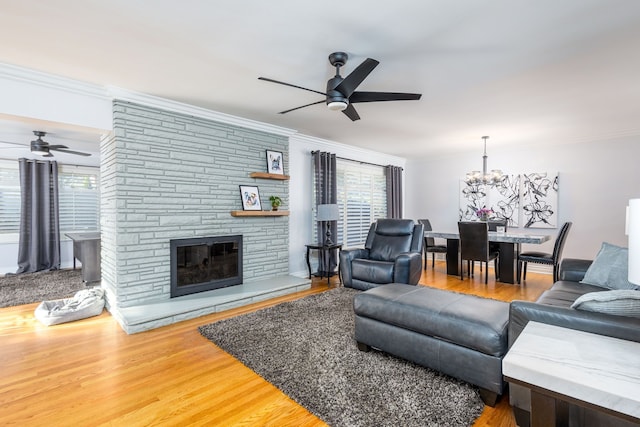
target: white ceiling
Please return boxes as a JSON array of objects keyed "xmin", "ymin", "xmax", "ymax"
[{"xmin": 0, "ymin": 0, "xmax": 639, "ymax": 162}]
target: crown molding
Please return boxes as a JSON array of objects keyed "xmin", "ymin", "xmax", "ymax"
[
  {"xmin": 0, "ymin": 62, "xmax": 110, "ymax": 100},
  {"xmin": 0, "ymin": 62, "xmax": 297, "ymax": 138},
  {"xmin": 290, "ymin": 133, "xmax": 406, "ymax": 166},
  {"xmin": 107, "ymin": 86, "xmax": 297, "ymax": 138}
]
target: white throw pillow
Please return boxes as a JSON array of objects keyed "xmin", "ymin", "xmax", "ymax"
[{"xmin": 571, "ymin": 290, "xmax": 640, "ymax": 318}]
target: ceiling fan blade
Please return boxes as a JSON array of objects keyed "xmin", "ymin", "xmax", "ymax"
[
  {"xmin": 341, "ymin": 104, "xmax": 360, "ymax": 121},
  {"xmin": 278, "ymin": 100, "xmax": 325, "ymax": 114},
  {"xmin": 50, "ymin": 147, "xmax": 91, "ymax": 157},
  {"xmin": 334, "ymin": 58, "xmax": 379, "ymax": 97},
  {"xmin": 47, "ymin": 144, "xmax": 69, "ymax": 150},
  {"xmin": 349, "ymin": 91, "xmax": 422, "ymax": 103},
  {"xmin": 258, "ymin": 77, "xmax": 327, "ymax": 96}
]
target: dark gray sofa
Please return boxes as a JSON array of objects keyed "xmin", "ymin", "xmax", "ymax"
[{"xmin": 508, "ymin": 258, "xmax": 640, "ymax": 427}]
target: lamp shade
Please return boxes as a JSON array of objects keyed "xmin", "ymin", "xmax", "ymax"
[
  {"xmin": 628, "ymin": 199, "xmax": 640, "ymax": 285},
  {"xmin": 316, "ymin": 204, "xmax": 339, "ymax": 222}
]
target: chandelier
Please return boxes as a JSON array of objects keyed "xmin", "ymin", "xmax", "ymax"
[{"xmin": 465, "ymin": 136, "xmax": 505, "ymax": 185}]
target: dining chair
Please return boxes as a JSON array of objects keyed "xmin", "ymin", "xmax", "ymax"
[
  {"xmin": 487, "ymin": 219, "xmax": 508, "ymax": 232},
  {"xmin": 517, "ymin": 221, "xmax": 572, "ymax": 283},
  {"xmin": 487, "ymin": 219, "xmax": 508, "ymax": 264},
  {"xmin": 417, "ymin": 219, "xmax": 447, "ymax": 270},
  {"xmin": 458, "ymin": 221, "xmax": 500, "ymax": 284}
]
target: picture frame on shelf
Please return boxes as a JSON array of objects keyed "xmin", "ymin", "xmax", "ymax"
[
  {"xmin": 239, "ymin": 185, "xmax": 262, "ymax": 211},
  {"xmin": 266, "ymin": 150, "xmax": 284, "ymax": 175}
]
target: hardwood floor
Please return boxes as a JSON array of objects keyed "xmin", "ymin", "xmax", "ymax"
[{"xmin": 0, "ymin": 263, "xmax": 553, "ymax": 426}]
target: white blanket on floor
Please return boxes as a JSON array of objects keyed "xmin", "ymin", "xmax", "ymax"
[{"xmin": 35, "ymin": 287, "xmax": 105, "ymax": 326}]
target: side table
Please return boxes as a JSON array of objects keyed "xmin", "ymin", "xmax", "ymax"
[
  {"xmin": 503, "ymin": 321, "xmax": 640, "ymax": 427},
  {"xmin": 305, "ymin": 243, "xmax": 342, "ymax": 285}
]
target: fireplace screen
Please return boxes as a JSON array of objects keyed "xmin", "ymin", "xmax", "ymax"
[{"xmin": 170, "ymin": 235, "xmax": 242, "ymax": 297}]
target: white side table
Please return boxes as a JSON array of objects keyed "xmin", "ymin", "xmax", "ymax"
[{"xmin": 503, "ymin": 321, "xmax": 640, "ymax": 426}]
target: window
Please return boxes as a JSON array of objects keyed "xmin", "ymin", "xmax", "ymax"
[
  {"xmin": 58, "ymin": 165, "xmax": 100, "ymax": 233},
  {"xmin": 335, "ymin": 159, "xmax": 387, "ymax": 247},
  {"xmin": 0, "ymin": 163, "xmax": 21, "ymax": 237},
  {"xmin": 0, "ymin": 160, "xmax": 99, "ymax": 242}
]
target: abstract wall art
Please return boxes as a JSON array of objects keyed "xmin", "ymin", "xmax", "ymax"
[
  {"xmin": 521, "ymin": 172, "xmax": 559, "ymax": 228},
  {"xmin": 459, "ymin": 172, "xmax": 558, "ymax": 229},
  {"xmin": 459, "ymin": 175, "xmax": 520, "ymax": 227}
]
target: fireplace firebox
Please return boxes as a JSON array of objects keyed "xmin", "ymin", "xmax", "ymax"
[{"xmin": 170, "ymin": 235, "xmax": 242, "ymax": 298}]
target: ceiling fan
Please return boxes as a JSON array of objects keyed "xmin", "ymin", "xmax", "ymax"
[
  {"xmin": 259, "ymin": 52, "xmax": 422, "ymax": 121},
  {"xmin": 30, "ymin": 131, "xmax": 91, "ymax": 157}
]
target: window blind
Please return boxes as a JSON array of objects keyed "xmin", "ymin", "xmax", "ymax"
[
  {"xmin": 0, "ymin": 160, "xmax": 99, "ymax": 239},
  {"xmin": 336, "ymin": 159, "xmax": 387, "ymax": 247}
]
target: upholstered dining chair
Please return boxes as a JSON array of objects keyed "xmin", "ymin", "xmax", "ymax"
[
  {"xmin": 417, "ymin": 219, "xmax": 447, "ymax": 269},
  {"xmin": 517, "ymin": 221, "xmax": 572, "ymax": 283},
  {"xmin": 458, "ymin": 221, "xmax": 500, "ymax": 284},
  {"xmin": 487, "ymin": 218, "xmax": 508, "ymax": 262},
  {"xmin": 487, "ymin": 219, "xmax": 508, "ymax": 232}
]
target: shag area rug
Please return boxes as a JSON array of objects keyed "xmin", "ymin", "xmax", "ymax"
[
  {"xmin": 0, "ymin": 269, "xmax": 86, "ymax": 308},
  {"xmin": 199, "ymin": 287, "xmax": 484, "ymax": 427}
]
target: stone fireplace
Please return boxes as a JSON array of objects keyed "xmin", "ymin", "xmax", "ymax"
[
  {"xmin": 101, "ymin": 99, "xmax": 310, "ymax": 334},
  {"xmin": 170, "ymin": 235, "xmax": 242, "ymax": 297}
]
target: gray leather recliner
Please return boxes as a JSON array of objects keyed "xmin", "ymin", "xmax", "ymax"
[{"xmin": 339, "ymin": 219, "xmax": 424, "ymax": 290}]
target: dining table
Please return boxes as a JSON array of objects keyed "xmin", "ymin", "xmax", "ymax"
[{"xmin": 424, "ymin": 230, "xmax": 551, "ymax": 284}]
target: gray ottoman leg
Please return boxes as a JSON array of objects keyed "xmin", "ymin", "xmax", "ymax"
[
  {"xmin": 479, "ymin": 388, "xmax": 500, "ymax": 407},
  {"xmin": 357, "ymin": 341, "xmax": 371, "ymax": 352}
]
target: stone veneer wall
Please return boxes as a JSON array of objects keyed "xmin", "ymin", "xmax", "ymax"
[{"xmin": 101, "ymin": 100, "xmax": 289, "ymax": 313}]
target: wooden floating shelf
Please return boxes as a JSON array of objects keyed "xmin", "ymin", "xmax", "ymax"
[
  {"xmin": 249, "ymin": 172, "xmax": 290, "ymax": 180},
  {"xmin": 230, "ymin": 210, "xmax": 290, "ymax": 217}
]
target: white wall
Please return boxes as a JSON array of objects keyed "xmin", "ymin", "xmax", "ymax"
[
  {"xmin": 288, "ymin": 134, "xmax": 406, "ymax": 277},
  {"xmin": 404, "ymin": 135, "xmax": 640, "ymax": 260},
  {"xmin": 0, "ymin": 65, "xmax": 112, "ymax": 275},
  {"xmin": 0, "ymin": 241, "xmax": 76, "ymax": 274}
]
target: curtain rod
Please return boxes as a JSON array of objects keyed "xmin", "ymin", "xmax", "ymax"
[{"xmin": 310, "ymin": 150, "xmax": 403, "ymax": 170}]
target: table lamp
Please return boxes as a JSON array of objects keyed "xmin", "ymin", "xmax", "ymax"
[
  {"xmin": 628, "ymin": 199, "xmax": 640, "ymax": 285},
  {"xmin": 316, "ymin": 204, "xmax": 339, "ymax": 246}
]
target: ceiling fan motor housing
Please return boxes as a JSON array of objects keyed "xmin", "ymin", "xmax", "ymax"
[
  {"xmin": 326, "ymin": 76, "xmax": 348, "ymax": 111},
  {"xmin": 31, "ymin": 131, "xmax": 50, "ymax": 155}
]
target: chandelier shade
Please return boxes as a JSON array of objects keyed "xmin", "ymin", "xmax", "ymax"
[{"xmin": 465, "ymin": 136, "xmax": 504, "ymax": 186}]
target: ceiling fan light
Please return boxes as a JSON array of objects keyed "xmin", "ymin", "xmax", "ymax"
[
  {"xmin": 31, "ymin": 145, "xmax": 49, "ymax": 155},
  {"xmin": 327, "ymin": 101, "xmax": 348, "ymax": 111}
]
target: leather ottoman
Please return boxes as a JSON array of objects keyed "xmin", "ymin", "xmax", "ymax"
[{"xmin": 353, "ymin": 283, "xmax": 509, "ymax": 406}]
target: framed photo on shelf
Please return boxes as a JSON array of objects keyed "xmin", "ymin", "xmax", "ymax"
[
  {"xmin": 266, "ymin": 150, "xmax": 284, "ymax": 175},
  {"xmin": 239, "ymin": 185, "xmax": 262, "ymax": 211}
]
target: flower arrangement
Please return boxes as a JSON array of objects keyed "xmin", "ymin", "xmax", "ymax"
[{"xmin": 476, "ymin": 206, "xmax": 493, "ymax": 220}]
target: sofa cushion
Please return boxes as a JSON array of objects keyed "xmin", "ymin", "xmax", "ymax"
[
  {"xmin": 571, "ymin": 290, "xmax": 640, "ymax": 318},
  {"xmin": 369, "ymin": 234, "xmax": 412, "ymax": 261},
  {"xmin": 535, "ymin": 280, "xmax": 607, "ymax": 307},
  {"xmin": 580, "ymin": 242, "xmax": 639, "ymax": 290},
  {"xmin": 351, "ymin": 259, "xmax": 394, "ymax": 284}
]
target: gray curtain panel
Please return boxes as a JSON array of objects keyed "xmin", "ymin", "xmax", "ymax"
[
  {"xmin": 312, "ymin": 151, "xmax": 337, "ymax": 272},
  {"xmin": 385, "ymin": 165, "xmax": 403, "ymax": 219},
  {"xmin": 16, "ymin": 158, "xmax": 61, "ymax": 274}
]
